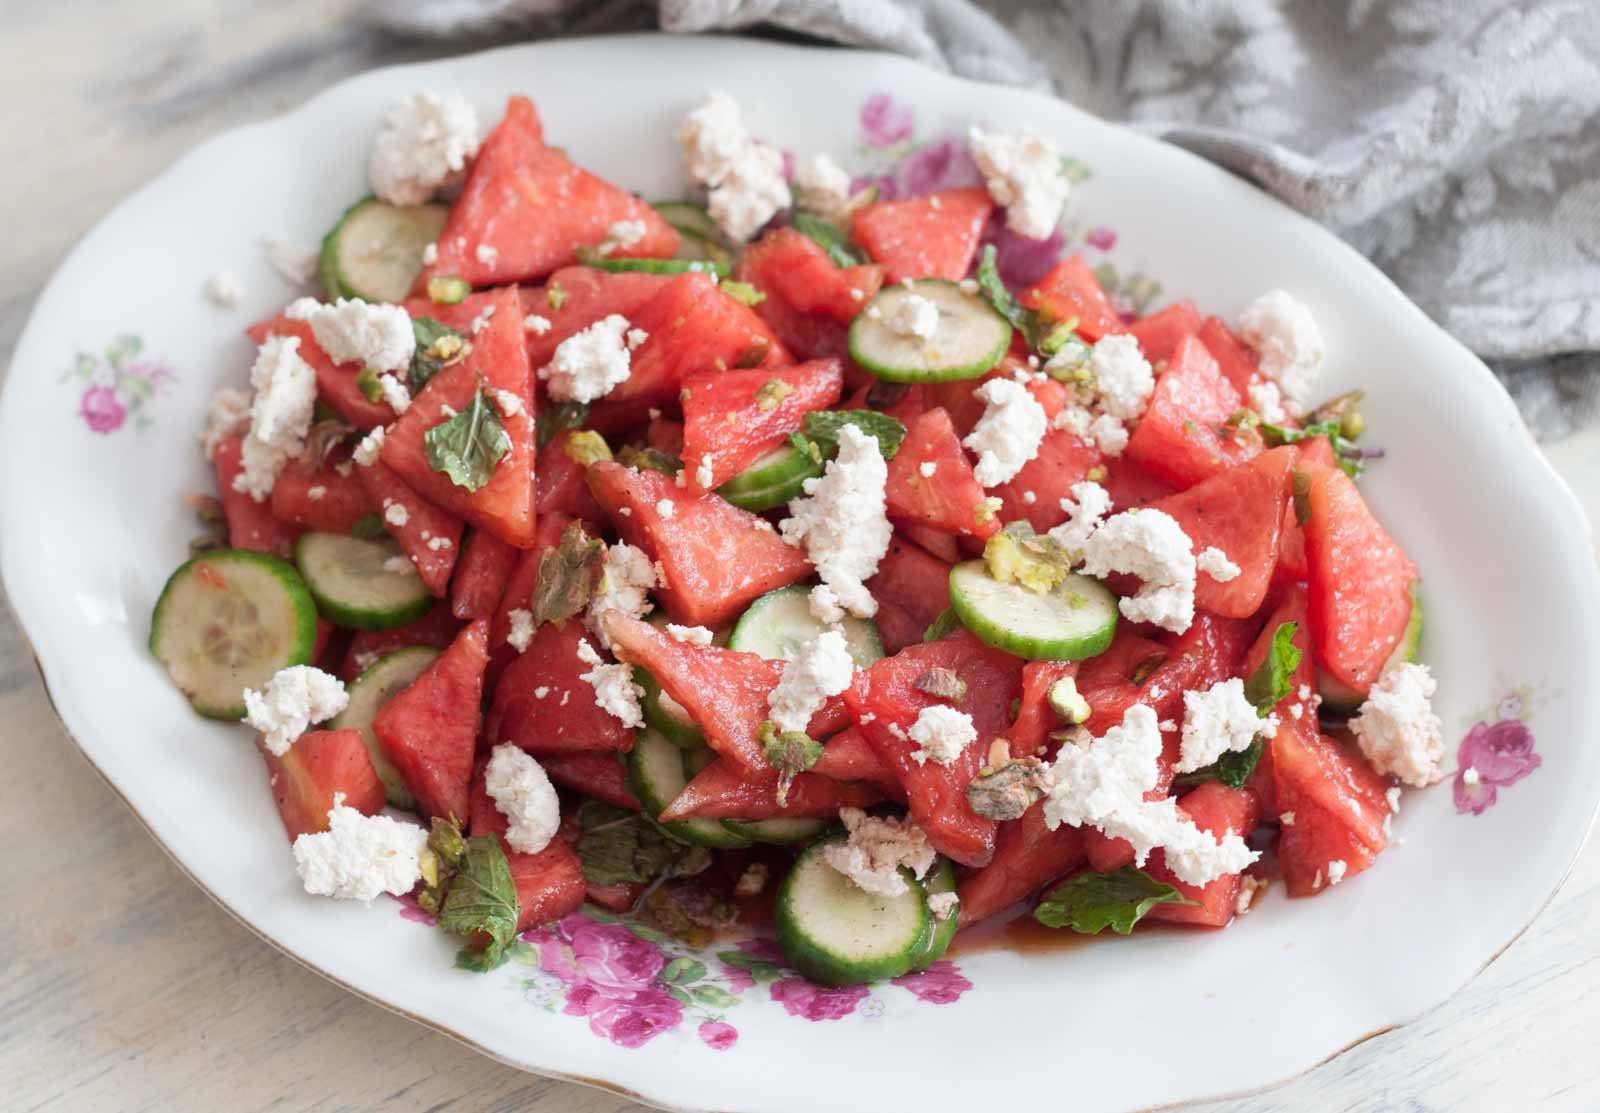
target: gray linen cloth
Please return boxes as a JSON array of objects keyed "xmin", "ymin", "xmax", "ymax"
[{"xmin": 367, "ymin": 0, "xmax": 1600, "ymax": 440}]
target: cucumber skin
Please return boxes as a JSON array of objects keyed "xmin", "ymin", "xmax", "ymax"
[
  {"xmin": 723, "ymin": 817, "xmax": 831, "ymax": 846},
  {"xmin": 293, "ymin": 533, "xmax": 435, "ymax": 633},
  {"xmin": 148, "ymin": 549, "xmax": 319, "ymax": 720},
  {"xmin": 909, "ymin": 859, "xmax": 960, "ymax": 971},
  {"xmin": 848, "ymin": 280, "xmax": 1011, "ymax": 383},
  {"xmin": 948, "ymin": 563, "xmax": 1119, "ymax": 662},
  {"xmin": 330, "ymin": 646, "xmax": 438, "ymax": 808},
  {"xmin": 625, "ymin": 731, "xmax": 750, "ymax": 849},
  {"xmin": 717, "ymin": 445, "xmax": 822, "ymax": 513},
  {"xmin": 633, "ymin": 667, "xmax": 706, "ymax": 750}
]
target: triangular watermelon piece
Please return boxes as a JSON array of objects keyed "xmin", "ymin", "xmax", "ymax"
[
  {"xmin": 1006, "ymin": 660, "xmax": 1079, "ymax": 759},
  {"xmin": 415, "ymin": 96, "xmax": 679, "ymax": 289},
  {"xmin": 1019, "ymin": 254, "xmax": 1124, "ymax": 341},
  {"xmin": 372, "ymin": 617, "xmax": 488, "ymax": 824},
  {"xmin": 484, "ymin": 512, "xmax": 572, "ymax": 691},
  {"xmin": 340, "ymin": 602, "xmax": 463, "ymax": 681},
  {"xmin": 270, "ymin": 450, "xmax": 374, "ymax": 535},
  {"xmin": 1274, "ymin": 718, "xmax": 1391, "ymax": 896},
  {"xmin": 354, "ymin": 457, "xmax": 464, "ymax": 597},
  {"xmin": 737, "ymin": 227, "xmax": 884, "ymax": 322},
  {"xmin": 956, "ymin": 801, "xmax": 1085, "ymax": 927},
  {"xmin": 1148, "ymin": 445, "xmax": 1294, "ymax": 618},
  {"xmin": 1146, "ymin": 782, "xmax": 1260, "ymax": 925},
  {"xmin": 811, "ymin": 726, "xmax": 900, "ymax": 792},
  {"xmin": 659, "ymin": 757, "xmax": 881, "ymax": 822},
  {"xmin": 212, "ymin": 436, "xmax": 298, "ymax": 557},
  {"xmin": 843, "ymin": 628, "xmax": 1025, "ymax": 867},
  {"xmin": 850, "ymin": 187, "xmax": 994, "ymax": 282},
  {"xmin": 586, "ymin": 462, "xmax": 813, "ymax": 627},
  {"xmin": 1196, "ymin": 315, "xmax": 1260, "ymax": 397},
  {"xmin": 258, "ymin": 728, "xmax": 385, "ymax": 842},
  {"xmin": 1240, "ymin": 583, "xmax": 1317, "ymax": 817},
  {"xmin": 992, "ymin": 427, "xmax": 1104, "ymax": 534},
  {"xmin": 865, "ymin": 535, "xmax": 953, "ymax": 656},
  {"xmin": 485, "ymin": 618, "xmax": 636, "ymax": 756},
  {"xmin": 539, "ymin": 752, "xmax": 640, "ymax": 810},
  {"xmin": 1126, "ymin": 299, "xmax": 1201, "ymax": 364},
  {"xmin": 1125, "ymin": 334, "xmax": 1264, "ymax": 490},
  {"xmin": 449, "ymin": 528, "xmax": 518, "ymax": 620},
  {"xmin": 884, "ymin": 407, "xmax": 998, "ymax": 540},
  {"xmin": 681, "ymin": 358, "xmax": 845, "ymax": 492},
  {"xmin": 603, "ymin": 613, "xmax": 850, "ymax": 773},
  {"xmin": 534, "ymin": 429, "xmax": 607, "ymax": 529},
  {"xmin": 466, "ymin": 761, "xmax": 587, "ymax": 932},
  {"xmin": 383, "ymin": 287, "xmax": 537, "ymax": 547},
  {"xmin": 247, "ymin": 317, "xmax": 396, "ymax": 430},
  {"xmin": 521, "ymin": 268, "xmax": 673, "ymax": 369}
]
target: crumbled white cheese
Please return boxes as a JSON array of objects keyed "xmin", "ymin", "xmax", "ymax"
[
  {"xmin": 368, "ymin": 90, "xmax": 480, "ymax": 207},
  {"xmin": 205, "ymin": 270, "xmax": 244, "ymax": 309},
  {"xmin": 964, "ymin": 378, "xmax": 1047, "ymax": 487},
  {"xmin": 421, "ymin": 242, "xmax": 439, "ymax": 266},
  {"xmin": 264, "ymin": 240, "xmax": 320, "ymax": 286},
  {"xmin": 506, "ymin": 608, "xmax": 536, "ymax": 653},
  {"xmin": 1196, "ymin": 546, "xmax": 1241, "ymax": 583},
  {"xmin": 539, "ymin": 314, "xmax": 633, "ymax": 403},
  {"xmin": 1238, "ymin": 290, "xmax": 1324, "ymax": 413},
  {"xmin": 695, "ymin": 456, "xmax": 715, "ymax": 489},
  {"xmin": 793, "ymin": 153, "xmax": 852, "ymax": 219},
  {"xmin": 1325, "ymin": 859, "xmax": 1348, "ymax": 886},
  {"xmin": 524, "ymin": 314, "xmax": 552, "ymax": 335},
  {"xmin": 469, "ymin": 303, "xmax": 496, "ymax": 335},
  {"xmin": 1247, "ymin": 379, "xmax": 1288, "ymax": 424},
  {"xmin": 383, "ymin": 500, "xmax": 410, "ymax": 528},
  {"xmin": 377, "ymin": 374, "xmax": 412, "ymax": 414},
  {"xmin": 286, "ymin": 297, "xmax": 415, "ymax": 374},
  {"xmin": 596, "ymin": 219, "xmax": 647, "ymax": 257},
  {"xmin": 485, "ymin": 743, "xmax": 560, "ymax": 855},
  {"xmin": 234, "ymin": 335, "xmax": 318, "ymax": 501},
  {"xmin": 820, "ymin": 807, "xmax": 936, "ymax": 897},
  {"xmin": 1280, "ymin": 811, "xmax": 1296, "ymax": 826},
  {"xmin": 1350, "ymin": 662, "xmax": 1444, "ymax": 787},
  {"xmin": 475, "ymin": 243, "xmax": 499, "ymax": 266},
  {"xmin": 293, "ymin": 797, "xmax": 428, "ymax": 903},
  {"xmin": 1084, "ymin": 334, "xmax": 1155, "ymax": 421},
  {"xmin": 967, "ymin": 126, "xmax": 1071, "ymax": 240},
  {"xmin": 907, "ymin": 704, "xmax": 978, "ymax": 766},
  {"xmin": 767, "ymin": 631, "xmax": 855, "ymax": 734},
  {"xmin": 887, "ymin": 294, "xmax": 939, "ymax": 341},
  {"xmin": 199, "ymin": 386, "xmax": 253, "ymax": 459},
  {"xmin": 243, "ymin": 665, "xmax": 349, "ymax": 756},
  {"xmin": 492, "ymin": 389, "xmax": 524, "ymax": 418},
  {"xmin": 585, "ymin": 542, "xmax": 658, "ymax": 648},
  {"xmin": 1235, "ymin": 874, "xmax": 1267, "ymax": 915},
  {"xmin": 576, "ymin": 637, "xmax": 645, "ymax": 728},
  {"xmin": 353, "ymin": 425, "xmax": 386, "ymax": 467},
  {"xmin": 918, "ymin": 461, "xmax": 938, "ymax": 479},
  {"xmin": 1177, "ymin": 678, "xmax": 1264, "ymax": 773},
  {"xmin": 306, "ymin": 485, "xmax": 327, "ymax": 502},
  {"xmin": 666, "ymin": 624, "xmax": 714, "ymax": 646},
  {"xmin": 678, "ymin": 93, "xmax": 791, "ymax": 242},
  {"xmin": 1079, "ymin": 509, "xmax": 1197, "ymax": 633},
  {"xmin": 927, "ymin": 891, "xmax": 960, "ymax": 921},
  {"xmin": 1045, "ymin": 479, "xmax": 1112, "ymax": 563},
  {"xmin": 656, "ymin": 498, "xmax": 676, "ymax": 520},
  {"xmin": 780, "ymin": 425, "xmax": 892, "ymax": 623}
]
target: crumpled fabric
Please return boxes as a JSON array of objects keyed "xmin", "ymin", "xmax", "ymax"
[{"xmin": 365, "ymin": 0, "xmax": 1600, "ymax": 439}]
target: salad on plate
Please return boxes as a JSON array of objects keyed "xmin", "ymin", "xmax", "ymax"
[{"xmin": 150, "ymin": 87, "xmax": 1442, "ymax": 985}]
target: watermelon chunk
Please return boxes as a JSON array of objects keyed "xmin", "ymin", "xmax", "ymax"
[
  {"xmin": 993, "ymin": 428, "xmax": 1104, "ymax": 534},
  {"xmin": 884, "ymin": 407, "xmax": 998, "ymax": 540},
  {"xmin": 354, "ymin": 457, "xmax": 464, "ymax": 597},
  {"xmin": 467, "ymin": 762, "xmax": 587, "ymax": 932},
  {"xmin": 212, "ymin": 436, "xmax": 298, "ymax": 557},
  {"xmin": 1275, "ymin": 722, "xmax": 1392, "ymax": 896},
  {"xmin": 956, "ymin": 802, "xmax": 1085, "ymax": 927},
  {"xmin": 602, "ymin": 613, "xmax": 848, "ymax": 773},
  {"xmin": 680, "ymin": 358, "xmax": 845, "ymax": 492},
  {"xmin": 865, "ymin": 536, "xmax": 953, "ymax": 656},
  {"xmin": 372, "ymin": 617, "xmax": 489, "ymax": 824},
  {"xmin": 1240, "ymin": 584, "xmax": 1317, "ymax": 818},
  {"xmin": 534, "ymin": 428, "xmax": 608, "ymax": 528},
  {"xmin": 246, "ymin": 317, "xmax": 395, "ymax": 430},
  {"xmin": 1007, "ymin": 660, "xmax": 1078, "ymax": 758},
  {"xmin": 450, "ymin": 529, "xmax": 518, "ymax": 620},
  {"xmin": 1101, "ymin": 455, "xmax": 1178, "ymax": 511},
  {"xmin": 1019, "ymin": 255, "xmax": 1123, "ymax": 341},
  {"xmin": 541, "ymin": 753, "xmax": 640, "ymax": 810},
  {"xmin": 659, "ymin": 757, "xmax": 879, "ymax": 821},
  {"xmin": 521, "ymin": 268, "xmax": 672, "ymax": 368},
  {"xmin": 1146, "ymin": 782, "xmax": 1260, "ymax": 926},
  {"xmin": 646, "ymin": 415, "xmax": 684, "ymax": 456},
  {"xmin": 340, "ymin": 603, "xmax": 463, "ymax": 680},
  {"xmin": 737, "ymin": 227, "xmax": 885, "ymax": 322},
  {"xmin": 485, "ymin": 618, "xmax": 635, "ymax": 756},
  {"xmin": 1146, "ymin": 446, "xmax": 1294, "ymax": 618},
  {"xmin": 416, "ymin": 96, "xmax": 678, "ymax": 289},
  {"xmin": 1196, "ymin": 316, "xmax": 1259, "ymax": 397},
  {"xmin": 484, "ymin": 512, "xmax": 572, "ymax": 690},
  {"xmin": 1302, "ymin": 462, "xmax": 1418, "ymax": 695},
  {"xmin": 1125, "ymin": 334, "xmax": 1264, "ymax": 489},
  {"xmin": 812, "ymin": 726, "xmax": 900, "ymax": 792},
  {"xmin": 258, "ymin": 728, "xmax": 385, "ymax": 842},
  {"xmin": 1127, "ymin": 300, "xmax": 1202, "ymax": 364},
  {"xmin": 270, "ymin": 452, "xmax": 374, "ymax": 534},
  {"xmin": 850, "ymin": 187, "xmax": 994, "ymax": 283},
  {"xmin": 384, "ymin": 288, "xmax": 537, "ymax": 547},
  {"xmin": 844, "ymin": 629, "xmax": 1025, "ymax": 867},
  {"xmin": 587, "ymin": 461, "xmax": 812, "ymax": 627}
]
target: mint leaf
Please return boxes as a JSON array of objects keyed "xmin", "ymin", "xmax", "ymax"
[
  {"xmin": 801, "ymin": 410, "xmax": 906, "ymax": 461},
  {"xmin": 791, "ymin": 212, "xmax": 865, "ymax": 268},
  {"xmin": 530, "ymin": 521, "xmax": 604, "ymax": 627},
  {"xmin": 1175, "ymin": 621, "xmax": 1301, "ymax": 789},
  {"xmin": 1034, "ymin": 867, "xmax": 1192, "ymax": 935},
  {"xmin": 536, "ymin": 401, "xmax": 589, "ymax": 449},
  {"xmin": 758, "ymin": 721, "xmax": 823, "ymax": 807},
  {"xmin": 438, "ymin": 835, "xmax": 520, "ymax": 971},
  {"xmin": 408, "ymin": 316, "xmax": 466, "ymax": 393},
  {"xmin": 1260, "ymin": 419, "xmax": 1368, "ymax": 479},
  {"xmin": 424, "ymin": 388, "xmax": 510, "ymax": 492},
  {"xmin": 575, "ymin": 801, "xmax": 711, "ymax": 887},
  {"xmin": 975, "ymin": 245, "xmax": 1046, "ymax": 350}
]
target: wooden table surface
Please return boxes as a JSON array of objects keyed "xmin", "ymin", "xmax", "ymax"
[{"xmin": 4, "ymin": 3, "xmax": 1599, "ymax": 1110}]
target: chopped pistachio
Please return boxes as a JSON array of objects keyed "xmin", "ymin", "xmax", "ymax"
[
  {"xmin": 754, "ymin": 378, "xmax": 794, "ymax": 413},
  {"xmin": 563, "ymin": 429, "xmax": 613, "ymax": 467},
  {"xmin": 426, "ymin": 275, "xmax": 471, "ymax": 305},
  {"xmin": 1047, "ymin": 675, "xmax": 1091, "ymax": 724}
]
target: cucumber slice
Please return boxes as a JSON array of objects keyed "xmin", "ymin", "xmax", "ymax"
[
  {"xmin": 587, "ymin": 257, "xmax": 730, "ymax": 278},
  {"xmin": 775, "ymin": 833, "xmax": 932, "ymax": 986},
  {"xmin": 723, "ymin": 817, "xmax": 830, "ymax": 846},
  {"xmin": 293, "ymin": 532, "xmax": 435, "ymax": 632},
  {"xmin": 149, "ymin": 549, "xmax": 318, "ymax": 719},
  {"xmin": 321, "ymin": 197, "xmax": 448, "ymax": 304},
  {"xmin": 633, "ymin": 666, "xmax": 706, "ymax": 750},
  {"xmin": 849, "ymin": 279, "xmax": 1011, "ymax": 383},
  {"xmin": 673, "ymin": 233, "xmax": 737, "ymax": 269},
  {"xmin": 948, "ymin": 560, "xmax": 1119, "ymax": 661},
  {"xmin": 653, "ymin": 201, "xmax": 727, "ymax": 246},
  {"xmin": 1319, "ymin": 583, "xmax": 1425, "ymax": 714},
  {"xmin": 727, "ymin": 585, "xmax": 884, "ymax": 666},
  {"xmin": 627, "ymin": 729, "xmax": 752, "ymax": 848},
  {"xmin": 716, "ymin": 442, "xmax": 822, "ymax": 513},
  {"xmin": 909, "ymin": 857, "xmax": 960, "ymax": 971},
  {"xmin": 328, "ymin": 646, "xmax": 438, "ymax": 808}
]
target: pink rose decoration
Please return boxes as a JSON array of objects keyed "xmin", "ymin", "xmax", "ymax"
[
  {"xmin": 391, "ymin": 892, "xmax": 437, "ymax": 926},
  {"xmin": 719, "ymin": 963, "xmax": 756, "ymax": 994},
  {"xmin": 985, "ymin": 222, "xmax": 1066, "ymax": 288},
  {"xmin": 1453, "ymin": 719, "xmax": 1540, "ymax": 815},
  {"xmin": 79, "ymin": 384, "xmax": 126, "ymax": 434},
  {"xmin": 850, "ymin": 172, "xmax": 899, "ymax": 203},
  {"xmin": 860, "ymin": 94, "xmax": 914, "ymax": 148},
  {"xmin": 894, "ymin": 136, "xmax": 982, "ymax": 197},
  {"xmin": 736, "ymin": 936, "xmax": 786, "ymax": 963},
  {"xmin": 569, "ymin": 920, "xmax": 665, "ymax": 993},
  {"xmin": 698, "ymin": 1020, "xmax": 739, "ymax": 1051},
  {"xmin": 891, "ymin": 961, "xmax": 973, "ymax": 1005},
  {"xmin": 770, "ymin": 977, "xmax": 870, "ymax": 1021},
  {"xmin": 588, "ymin": 987, "xmax": 685, "ymax": 1049},
  {"xmin": 1085, "ymin": 226, "xmax": 1118, "ymax": 251}
]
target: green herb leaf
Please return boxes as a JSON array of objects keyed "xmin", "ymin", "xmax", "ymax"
[
  {"xmin": 438, "ymin": 835, "xmax": 520, "ymax": 971},
  {"xmin": 536, "ymin": 401, "xmax": 590, "ymax": 450},
  {"xmin": 355, "ymin": 366, "xmax": 384, "ymax": 403},
  {"xmin": 530, "ymin": 521, "xmax": 604, "ymax": 627},
  {"xmin": 424, "ymin": 388, "xmax": 511, "ymax": 492},
  {"xmin": 575, "ymin": 801, "xmax": 712, "ymax": 887},
  {"xmin": 1033, "ymin": 867, "xmax": 1192, "ymax": 935},
  {"xmin": 922, "ymin": 608, "xmax": 962, "ymax": 642},
  {"xmin": 791, "ymin": 212, "xmax": 866, "ymax": 268},
  {"xmin": 409, "ymin": 317, "xmax": 466, "ymax": 393},
  {"xmin": 350, "ymin": 513, "xmax": 388, "ymax": 540},
  {"xmin": 801, "ymin": 410, "xmax": 906, "ymax": 461},
  {"xmin": 975, "ymin": 244, "xmax": 1046, "ymax": 350},
  {"xmin": 1260, "ymin": 419, "xmax": 1368, "ymax": 479},
  {"xmin": 758, "ymin": 721, "xmax": 824, "ymax": 808}
]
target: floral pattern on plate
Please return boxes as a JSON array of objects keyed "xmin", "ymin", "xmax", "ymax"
[{"xmin": 63, "ymin": 334, "xmax": 174, "ymax": 434}]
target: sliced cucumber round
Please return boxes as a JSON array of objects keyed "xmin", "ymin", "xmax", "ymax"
[
  {"xmin": 1319, "ymin": 583, "xmax": 1425, "ymax": 714},
  {"xmin": 909, "ymin": 857, "xmax": 960, "ymax": 971},
  {"xmin": 294, "ymin": 532, "xmax": 434, "ymax": 632},
  {"xmin": 149, "ymin": 550, "xmax": 318, "ymax": 719},
  {"xmin": 627, "ymin": 729, "xmax": 751, "ymax": 848},
  {"xmin": 653, "ymin": 201, "xmax": 728, "ymax": 247},
  {"xmin": 775, "ymin": 833, "xmax": 932, "ymax": 986},
  {"xmin": 723, "ymin": 817, "xmax": 831, "ymax": 846},
  {"xmin": 587, "ymin": 257, "xmax": 730, "ymax": 278},
  {"xmin": 716, "ymin": 442, "xmax": 822, "ymax": 513},
  {"xmin": 328, "ymin": 646, "xmax": 438, "ymax": 808},
  {"xmin": 633, "ymin": 666, "xmax": 705, "ymax": 750},
  {"xmin": 728, "ymin": 584, "xmax": 883, "ymax": 666},
  {"xmin": 849, "ymin": 279, "xmax": 1011, "ymax": 383},
  {"xmin": 321, "ymin": 197, "xmax": 448, "ymax": 304},
  {"xmin": 949, "ymin": 561, "xmax": 1119, "ymax": 661}
]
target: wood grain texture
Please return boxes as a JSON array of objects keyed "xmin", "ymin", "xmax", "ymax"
[{"xmin": 2, "ymin": 4, "xmax": 1598, "ymax": 1111}]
